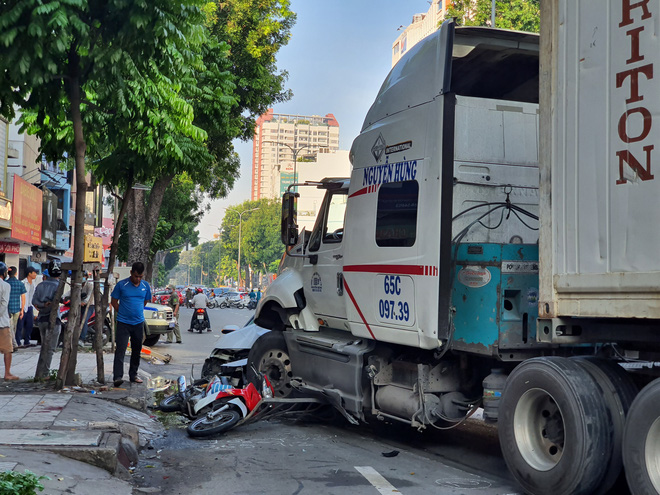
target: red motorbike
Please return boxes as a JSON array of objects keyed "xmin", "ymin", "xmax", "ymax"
[{"xmin": 185, "ymin": 368, "xmax": 273, "ymax": 437}]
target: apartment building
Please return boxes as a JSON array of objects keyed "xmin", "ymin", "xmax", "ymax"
[
  {"xmin": 251, "ymin": 109, "xmax": 340, "ymax": 200},
  {"xmin": 392, "ymin": 0, "xmax": 448, "ymax": 67}
]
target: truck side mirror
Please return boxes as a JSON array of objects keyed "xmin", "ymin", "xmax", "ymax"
[{"xmin": 281, "ymin": 192, "xmax": 299, "ymax": 246}]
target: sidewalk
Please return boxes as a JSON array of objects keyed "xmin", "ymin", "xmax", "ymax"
[{"xmin": 0, "ymin": 346, "xmax": 164, "ymax": 494}]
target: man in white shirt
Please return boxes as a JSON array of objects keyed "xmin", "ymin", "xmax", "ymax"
[
  {"xmin": 79, "ymin": 272, "xmax": 94, "ymax": 343},
  {"xmin": 188, "ymin": 288, "xmax": 209, "ymax": 331},
  {"xmin": 16, "ymin": 267, "xmax": 37, "ymax": 347},
  {"xmin": 0, "ymin": 263, "xmax": 18, "ymax": 380}
]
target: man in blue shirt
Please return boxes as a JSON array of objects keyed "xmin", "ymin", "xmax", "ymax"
[{"xmin": 111, "ymin": 262, "xmax": 152, "ymax": 387}]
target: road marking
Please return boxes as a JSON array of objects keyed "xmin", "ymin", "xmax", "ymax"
[{"xmin": 355, "ymin": 466, "xmax": 400, "ymax": 494}]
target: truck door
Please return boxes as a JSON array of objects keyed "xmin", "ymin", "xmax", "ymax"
[{"xmin": 302, "ymin": 188, "xmax": 348, "ymax": 328}]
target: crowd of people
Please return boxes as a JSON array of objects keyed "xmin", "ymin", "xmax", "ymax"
[
  {"xmin": 0, "ymin": 260, "xmax": 154, "ymax": 385},
  {"xmin": 0, "ymin": 260, "xmax": 62, "ymax": 381}
]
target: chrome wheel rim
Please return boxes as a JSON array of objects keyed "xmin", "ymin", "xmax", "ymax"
[
  {"xmin": 645, "ymin": 417, "xmax": 660, "ymax": 493},
  {"xmin": 513, "ymin": 388, "xmax": 564, "ymax": 471}
]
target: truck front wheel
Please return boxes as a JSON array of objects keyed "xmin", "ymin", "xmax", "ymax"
[
  {"xmin": 247, "ymin": 332, "xmax": 296, "ymax": 398},
  {"xmin": 623, "ymin": 378, "xmax": 660, "ymax": 495},
  {"xmin": 498, "ymin": 357, "xmax": 611, "ymax": 495}
]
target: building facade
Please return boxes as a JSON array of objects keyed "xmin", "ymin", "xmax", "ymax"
[
  {"xmin": 251, "ymin": 109, "xmax": 340, "ymax": 200},
  {"xmin": 392, "ymin": 0, "xmax": 448, "ymax": 68},
  {"xmin": 296, "ymin": 150, "xmax": 351, "ymax": 233}
]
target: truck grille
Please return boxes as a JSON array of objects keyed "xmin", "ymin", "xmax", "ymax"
[{"xmin": 166, "ymin": 310, "xmax": 173, "ymax": 321}]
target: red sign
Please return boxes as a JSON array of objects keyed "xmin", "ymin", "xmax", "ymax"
[
  {"xmin": 12, "ymin": 175, "xmax": 43, "ymax": 244},
  {"xmin": 0, "ymin": 241, "xmax": 19, "ymax": 254}
]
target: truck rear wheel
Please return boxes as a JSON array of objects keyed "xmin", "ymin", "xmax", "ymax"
[
  {"xmin": 498, "ymin": 357, "xmax": 611, "ymax": 495},
  {"xmin": 247, "ymin": 331, "xmax": 296, "ymax": 398},
  {"xmin": 571, "ymin": 357, "xmax": 638, "ymax": 494},
  {"xmin": 623, "ymin": 378, "xmax": 660, "ymax": 495}
]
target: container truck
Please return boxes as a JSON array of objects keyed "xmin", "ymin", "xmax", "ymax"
[{"xmin": 250, "ymin": 1, "xmax": 660, "ymax": 493}]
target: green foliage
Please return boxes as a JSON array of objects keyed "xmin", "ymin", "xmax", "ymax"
[
  {"xmin": 0, "ymin": 470, "xmax": 48, "ymax": 495},
  {"xmin": 220, "ymin": 199, "xmax": 283, "ymax": 279},
  {"xmin": 445, "ymin": 0, "xmax": 540, "ymax": 32}
]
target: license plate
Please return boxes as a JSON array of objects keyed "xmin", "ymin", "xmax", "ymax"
[
  {"xmin": 169, "ymin": 321, "xmax": 176, "ymax": 328},
  {"xmin": 197, "ymin": 315, "xmax": 204, "ymax": 320}
]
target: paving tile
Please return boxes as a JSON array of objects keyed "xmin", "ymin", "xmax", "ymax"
[
  {"xmin": 0, "ymin": 461, "xmax": 17, "ymax": 471},
  {"xmin": 0, "ymin": 429, "xmax": 102, "ymax": 446}
]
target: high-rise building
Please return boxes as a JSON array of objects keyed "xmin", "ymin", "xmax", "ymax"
[
  {"xmin": 392, "ymin": 0, "xmax": 448, "ymax": 68},
  {"xmin": 251, "ymin": 109, "xmax": 340, "ymax": 200}
]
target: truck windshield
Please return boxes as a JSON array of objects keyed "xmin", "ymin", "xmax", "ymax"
[{"xmin": 308, "ymin": 191, "xmax": 348, "ymax": 252}]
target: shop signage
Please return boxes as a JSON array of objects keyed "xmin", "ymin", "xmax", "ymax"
[
  {"xmin": 0, "ymin": 197, "xmax": 11, "ymax": 230},
  {"xmin": 41, "ymin": 189, "xmax": 58, "ymax": 249},
  {"xmin": 84, "ymin": 235, "xmax": 103, "ymax": 262},
  {"xmin": 0, "ymin": 241, "xmax": 19, "ymax": 254},
  {"xmin": 12, "ymin": 176, "xmax": 42, "ymax": 245}
]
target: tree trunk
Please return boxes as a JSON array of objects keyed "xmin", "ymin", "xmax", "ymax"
[
  {"xmin": 146, "ymin": 259, "xmax": 155, "ymax": 284},
  {"xmin": 57, "ymin": 54, "xmax": 88, "ymax": 389},
  {"xmin": 127, "ymin": 174, "xmax": 174, "ymax": 268},
  {"xmin": 100, "ymin": 185, "xmax": 133, "ymax": 355},
  {"xmin": 93, "ymin": 267, "xmax": 104, "ymax": 383},
  {"xmin": 35, "ymin": 272, "xmax": 67, "ymax": 380}
]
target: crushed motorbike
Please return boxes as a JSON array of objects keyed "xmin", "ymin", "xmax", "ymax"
[
  {"xmin": 189, "ymin": 307, "xmax": 211, "ymax": 333},
  {"xmin": 159, "ymin": 367, "xmax": 273, "ymax": 437}
]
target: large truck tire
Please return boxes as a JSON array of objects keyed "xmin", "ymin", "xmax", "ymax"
[
  {"xmin": 571, "ymin": 357, "xmax": 638, "ymax": 494},
  {"xmin": 623, "ymin": 378, "xmax": 660, "ymax": 495},
  {"xmin": 498, "ymin": 357, "xmax": 612, "ymax": 495},
  {"xmin": 247, "ymin": 331, "xmax": 296, "ymax": 398}
]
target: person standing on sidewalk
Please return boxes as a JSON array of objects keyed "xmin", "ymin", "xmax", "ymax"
[
  {"xmin": 165, "ymin": 285, "xmax": 181, "ymax": 344},
  {"xmin": 7, "ymin": 267, "xmax": 26, "ymax": 352},
  {"xmin": 0, "ymin": 263, "xmax": 18, "ymax": 380},
  {"xmin": 33, "ymin": 260, "xmax": 63, "ymax": 363},
  {"xmin": 111, "ymin": 262, "xmax": 152, "ymax": 387},
  {"xmin": 79, "ymin": 272, "xmax": 94, "ymax": 344},
  {"xmin": 16, "ymin": 267, "xmax": 37, "ymax": 347}
]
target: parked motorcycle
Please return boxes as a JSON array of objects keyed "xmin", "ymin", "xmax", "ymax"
[
  {"xmin": 59, "ymin": 297, "xmax": 111, "ymax": 348},
  {"xmin": 219, "ymin": 296, "xmax": 244, "ymax": 309},
  {"xmin": 190, "ymin": 308, "xmax": 211, "ymax": 333}
]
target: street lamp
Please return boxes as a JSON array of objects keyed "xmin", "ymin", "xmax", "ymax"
[
  {"xmin": 225, "ymin": 207, "xmax": 260, "ymax": 289},
  {"xmin": 263, "ymin": 141, "xmax": 311, "ymax": 191}
]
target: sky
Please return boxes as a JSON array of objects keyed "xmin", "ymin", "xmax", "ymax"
[{"xmin": 196, "ymin": 0, "xmax": 433, "ymax": 242}]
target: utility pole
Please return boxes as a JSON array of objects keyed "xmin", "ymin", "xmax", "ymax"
[
  {"xmin": 263, "ymin": 141, "xmax": 311, "ymax": 191},
  {"xmin": 491, "ymin": 0, "xmax": 496, "ymax": 27},
  {"xmin": 225, "ymin": 207, "xmax": 260, "ymax": 289}
]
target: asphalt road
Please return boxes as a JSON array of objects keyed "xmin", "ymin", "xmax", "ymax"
[
  {"xmin": 140, "ymin": 306, "xmax": 253, "ymax": 381},
  {"xmin": 134, "ymin": 306, "xmax": 524, "ymax": 495},
  {"xmin": 133, "ymin": 307, "xmax": 631, "ymax": 495}
]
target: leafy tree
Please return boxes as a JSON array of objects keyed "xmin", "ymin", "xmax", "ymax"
[
  {"xmin": 97, "ymin": 0, "xmax": 296, "ymax": 272},
  {"xmin": 0, "ymin": 0, "xmax": 207, "ymax": 385},
  {"xmin": 219, "ymin": 199, "xmax": 283, "ymax": 287},
  {"xmin": 445, "ymin": 0, "xmax": 540, "ymax": 32}
]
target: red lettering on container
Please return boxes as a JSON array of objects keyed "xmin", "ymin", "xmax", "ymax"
[
  {"xmin": 616, "ymin": 146, "xmax": 654, "ymax": 184},
  {"xmin": 620, "ymin": 0, "xmax": 652, "ymax": 27},
  {"xmin": 616, "ymin": 0, "xmax": 655, "ymax": 185}
]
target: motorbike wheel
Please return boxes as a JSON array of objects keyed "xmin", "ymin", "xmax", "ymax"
[
  {"xmin": 159, "ymin": 394, "xmax": 183, "ymax": 413},
  {"xmin": 220, "ymin": 302, "xmax": 228, "ymax": 309},
  {"xmin": 186, "ymin": 408, "xmax": 241, "ymax": 437}
]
